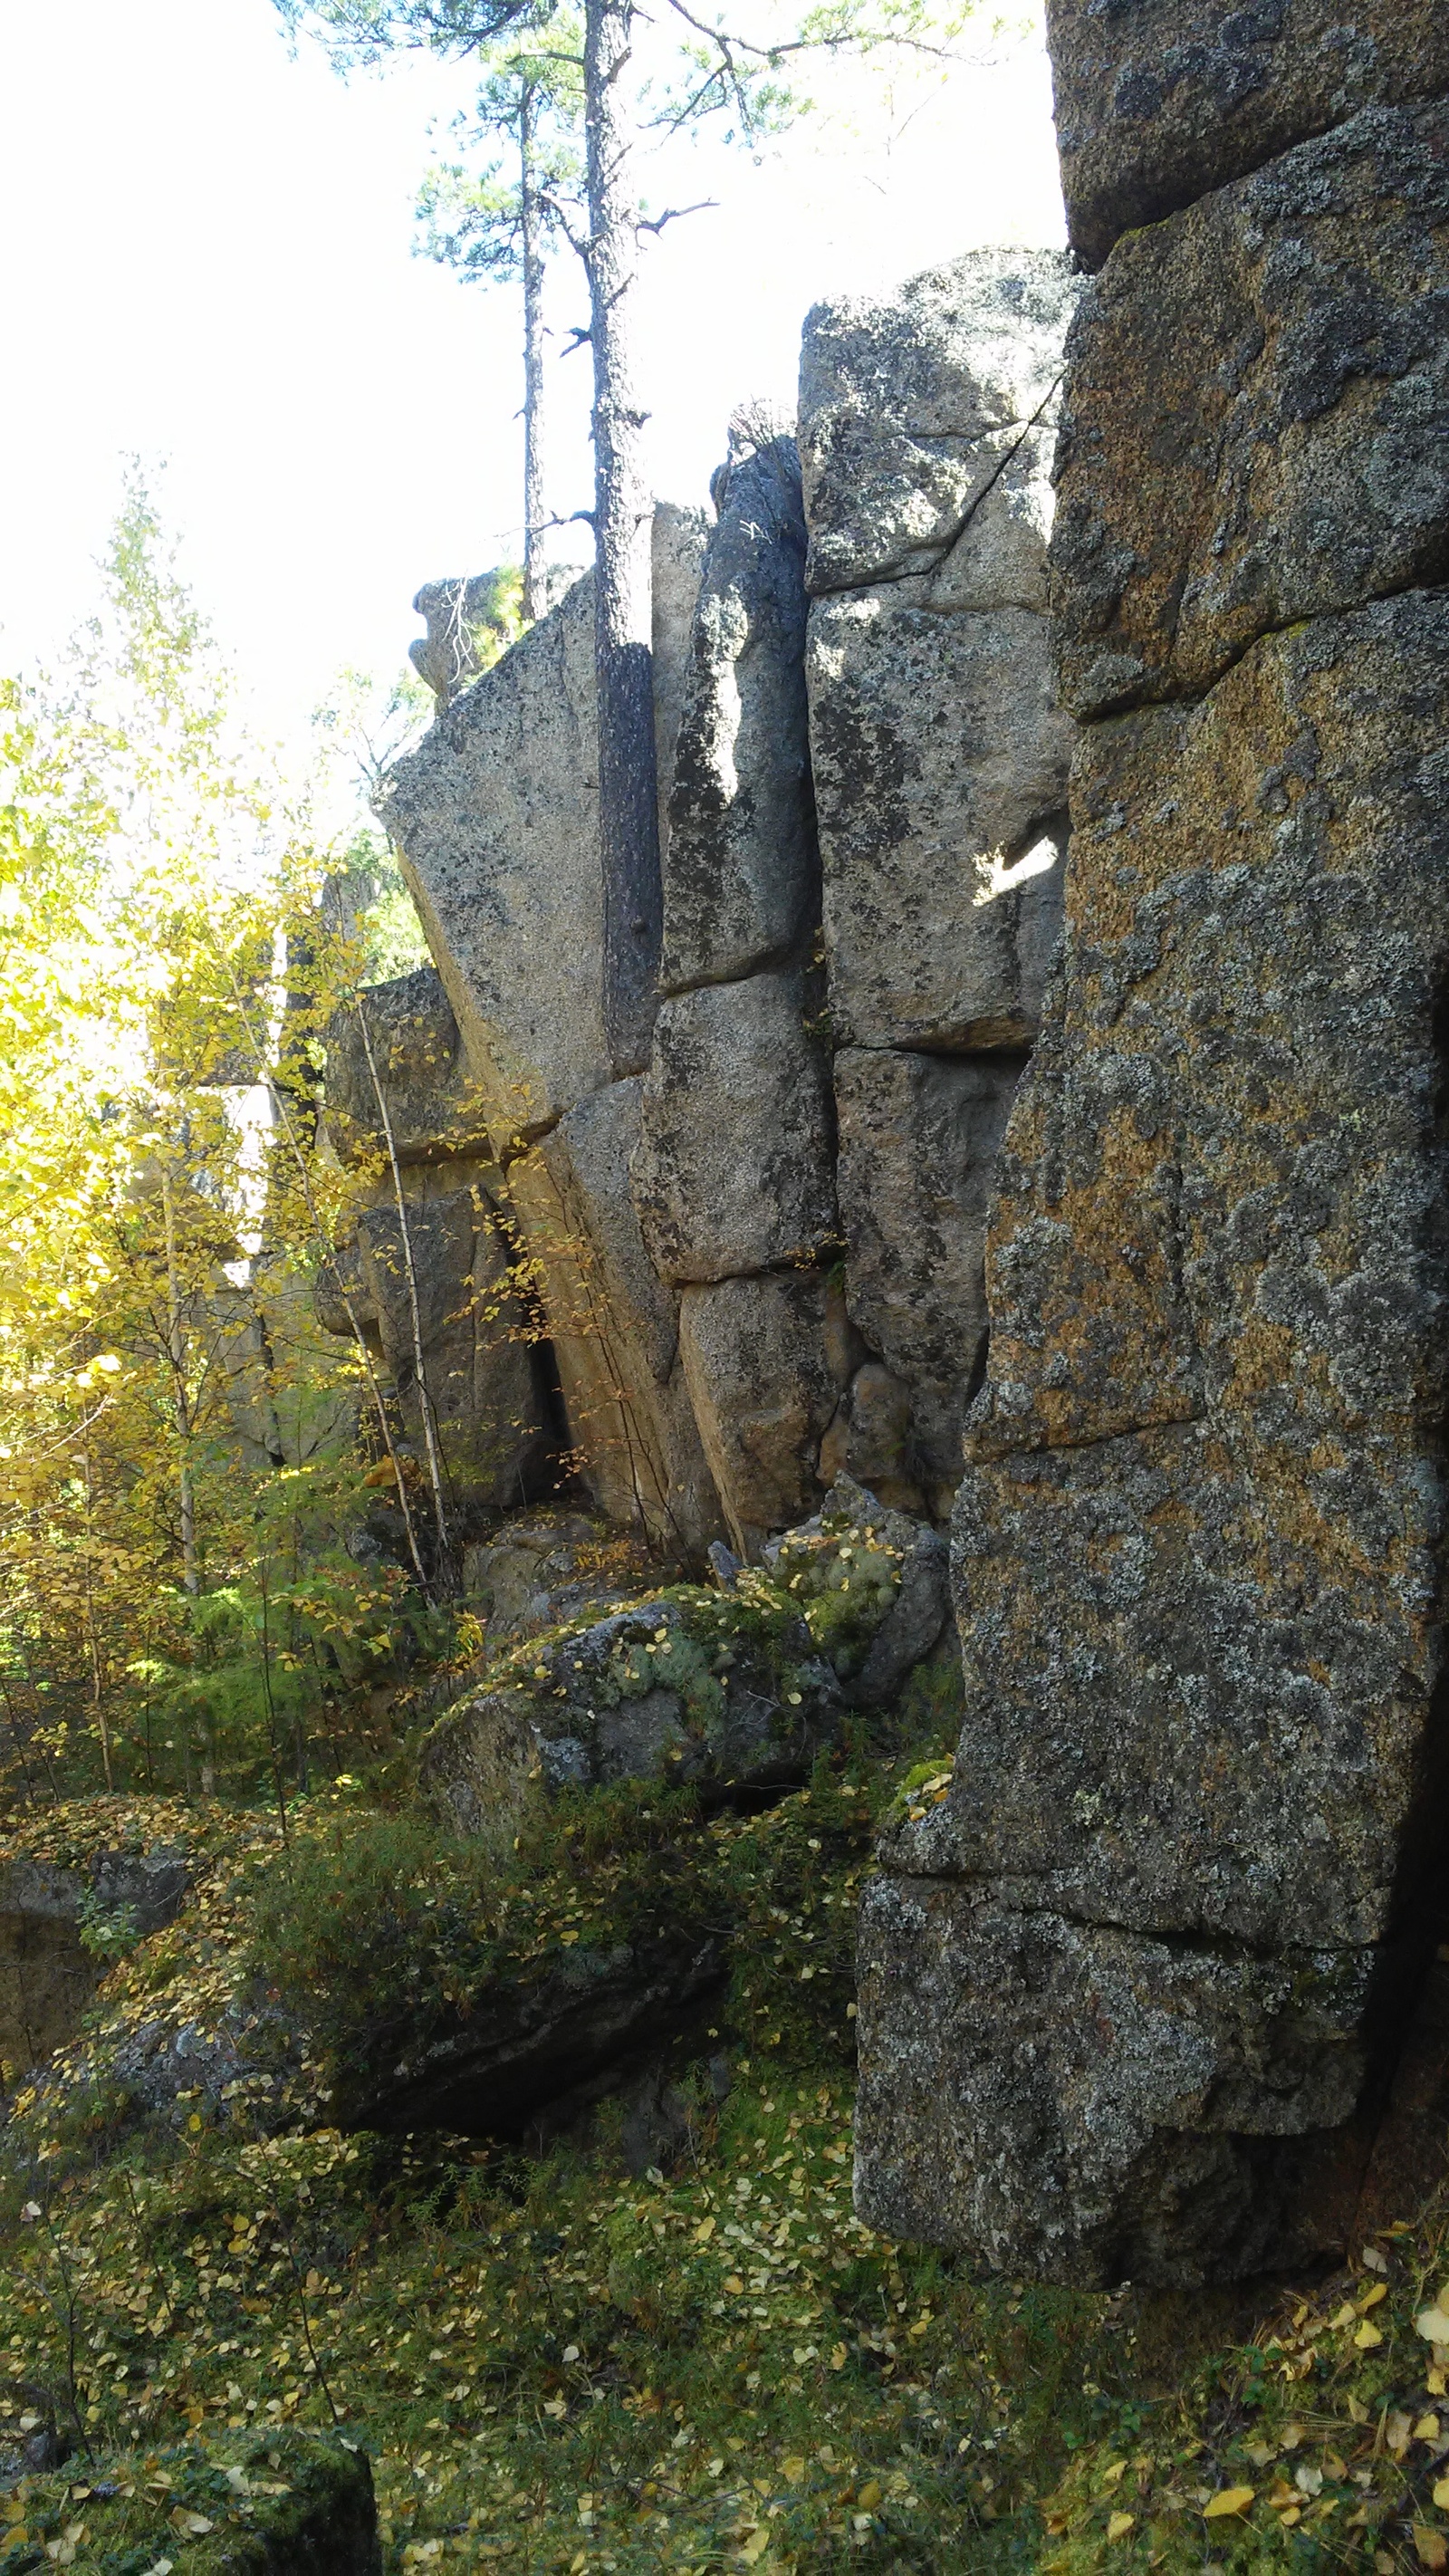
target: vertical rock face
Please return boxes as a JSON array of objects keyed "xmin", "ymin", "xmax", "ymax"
[
  {"xmin": 1044, "ymin": 0, "xmax": 1449, "ymax": 268},
  {"xmin": 631, "ymin": 439, "xmax": 840, "ymax": 1552},
  {"xmin": 369, "ymin": 283, "xmax": 1079, "ymax": 1562},
  {"xmin": 375, "ymin": 511, "xmax": 726, "ymax": 1554},
  {"xmin": 799, "ymin": 250, "xmax": 1079, "ymax": 1516},
  {"xmin": 379, "ymin": 508, "xmax": 708, "ymax": 1155},
  {"xmin": 320, "ymin": 966, "xmax": 554, "ymax": 1513},
  {"xmin": 857, "ymin": 17, "xmax": 1449, "ymax": 2285}
]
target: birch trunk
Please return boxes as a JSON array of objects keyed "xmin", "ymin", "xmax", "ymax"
[{"xmin": 584, "ymin": 0, "xmax": 661, "ymax": 1077}]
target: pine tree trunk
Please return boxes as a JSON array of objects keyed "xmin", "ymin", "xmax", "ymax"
[
  {"xmin": 520, "ymin": 82, "xmax": 547, "ymax": 627},
  {"xmin": 584, "ymin": 0, "xmax": 661, "ymax": 1078}
]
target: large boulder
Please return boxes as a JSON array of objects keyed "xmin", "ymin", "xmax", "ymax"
[
  {"xmin": 0, "ymin": 1850, "xmax": 188, "ymax": 2078},
  {"xmin": 798, "ymin": 249, "xmax": 1079, "ymax": 595},
  {"xmin": 859, "ymin": 588, "xmax": 1449, "ymax": 2284},
  {"xmin": 379, "ymin": 507, "xmax": 708, "ymax": 1154},
  {"xmin": 504, "ymin": 1079, "xmax": 724, "ymax": 1550},
  {"xmin": 420, "ymin": 1475, "xmax": 948, "ymax": 1833},
  {"xmin": 832, "ymin": 1048, "xmax": 1025, "ymax": 1506},
  {"xmin": 632, "ymin": 972, "xmax": 837, "ymax": 1286},
  {"xmin": 661, "ymin": 437, "xmax": 817, "ymax": 990},
  {"xmin": 1052, "ymin": 103, "xmax": 1449, "ymax": 717},
  {"xmin": 677, "ymin": 1270, "xmax": 849, "ymax": 1559},
  {"xmin": 1044, "ymin": 0, "xmax": 1449, "ymax": 267},
  {"xmin": 798, "ymin": 248, "xmax": 1079, "ymax": 1517}
]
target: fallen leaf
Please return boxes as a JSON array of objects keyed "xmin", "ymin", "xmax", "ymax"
[
  {"xmin": 1416, "ymin": 2308, "xmax": 1449, "ymax": 2344},
  {"xmin": 1435, "ymin": 2478, "xmax": 1449, "ymax": 2512},
  {"xmin": 1204, "ymin": 2486, "xmax": 1255, "ymax": 2520},
  {"xmin": 1106, "ymin": 2511, "xmax": 1135, "ymax": 2542},
  {"xmin": 857, "ymin": 2480, "xmax": 882, "ymax": 2510},
  {"xmin": 1414, "ymin": 2527, "xmax": 1449, "ymax": 2571},
  {"xmin": 1360, "ymin": 2282, "xmax": 1389, "ymax": 2311},
  {"xmin": 1355, "ymin": 2321, "xmax": 1385, "ymax": 2350}
]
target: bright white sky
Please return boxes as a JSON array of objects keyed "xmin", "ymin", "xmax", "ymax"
[{"xmin": 0, "ymin": 0, "xmax": 1064, "ymax": 761}]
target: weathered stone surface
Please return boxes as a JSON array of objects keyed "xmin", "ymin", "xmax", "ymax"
[
  {"xmin": 505, "ymin": 1081, "xmax": 724, "ymax": 1549},
  {"xmin": 323, "ymin": 966, "xmax": 493, "ymax": 1168},
  {"xmin": 347, "ymin": 1181, "xmax": 552, "ymax": 1508},
  {"xmin": 662, "ymin": 439, "xmax": 817, "ymax": 990},
  {"xmin": 807, "ymin": 587, "xmax": 1070, "ymax": 1051},
  {"xmin": 380, "ymin": 509, "xmax": 708, "ymax": 1150},
  {"xmin": 799, "ymin": 250, "xmax": 1080, "ymax": 592},
  {"xmin": 425, "ymin": 1474, "xmax": 946, "ymax": 1835},
  {"xmin": 632, "ymin": 974, "xmax": 837, "ymax": 1285},
  {"xmin": 833, "ymin": 1048, "xmax": 1026, "ymax": 1495},
  {"xmin": 949, "ymin": 594, "xmax": 1449, "ymax": 1944},
  {"xmin": 818, "ymin": 1363, "xmax": 922, "ymax": 1517},
  {"xmin": 677, "ymin": 1271, "xmax": 849, "ymax": 1558},
  {"xmin": 1, "ymin": 1850, "xmax": 189, "ymax": 2077},
  {"xmin": 764, "ymin": 1477, "xmax": 950, "ymax": 1709},
  {"xmin": 345, "ymin": 1909, "xmax": 728, "ymax": 2139},
  {"xmin": 1053, "ymin": 103, "xmax": 1449, "ymax": 717},
  {"xmin": 421, "ymin": 1594, "xmax": 843, "ymax": 1833},
  {"xmin": 859, "ymin": 591, "xmax": 1449, "ymax": 2279},
  {"xmin": 854, "ymin": 1877, "xmax": 1373, "ymax": 2284},
  {"xmin": 1044, "ymin": 0, "xmax": 1449, "ymax": 268},
  {"xmin": 460, "ymin": 1509, "xmax": 637, "ymax": 1647}
]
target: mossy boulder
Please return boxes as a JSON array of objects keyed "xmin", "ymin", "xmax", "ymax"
[{"xmin": 418, "ymin": 1477, "xmax": 949, "ymax": 1835}]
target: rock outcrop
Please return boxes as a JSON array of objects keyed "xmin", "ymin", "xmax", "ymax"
[
  {"xmin": 801, "ymin": 250, "xmax": 1079, "ymax": 1509},
  {"xmin": 857, "ymin": 5, "xmax": 1449, "ymax": 2284},
  {"xmin": 1, "ymin": 1849, "xmax": 188, "ymax": 2078},
  {"xmin": 350, "ymin": 274, "xmax": 1078, "ymax": 1563}
]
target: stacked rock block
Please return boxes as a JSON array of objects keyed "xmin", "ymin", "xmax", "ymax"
[
  {"xmin": 631, "ymin": 437, "xmax": 848, "ymax": 1560},
  {"xmin": 366, "ymin": 260, "xmax": 1079, "ymax": 1562},
  {"xmin": 798, "ymin": 252, "xmax": 1079, "ymax": 1518},
  {"xmin": 856, "ymin": 7, "xmax": 1449, "ymax": 2283},
  {"xmin": 376, "ymin": 512, "xmax": 726, "ymax": 1551}
]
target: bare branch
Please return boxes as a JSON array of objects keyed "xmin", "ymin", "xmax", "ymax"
[{"xmin": 636, "ymin": 197, "xmax": 717, "ymax": 235}]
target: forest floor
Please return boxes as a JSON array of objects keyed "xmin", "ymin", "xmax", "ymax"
[{"xmin": 4, "ymin": 1730, "xmax": 1449, "ymax": 2572}]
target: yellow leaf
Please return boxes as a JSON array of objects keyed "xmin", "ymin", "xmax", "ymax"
[
  {"xmin": 829, "ymin": 2343, "xmax": 847, "ymax": 2371},
  {"xmin": 782, "ymin": 2457, "xmax": 805, "ymax": 2484},
  {"xmin": 1102, "ymin": 2461, "xmax": 1128, "ymax": 2487},
  {"xmin": 1354, "ymin": 2320, "xmax": 1384, "ymax": 2349},
  {"xmin": 740, "ymin": 2532, "xmax": 771, "ymax": 2565},
  {"xmin": 1106, "ymin": 2511, "xmax": 1136, "ymax": 2542},
  {"xmin": 1435, "ymin": 2477, "xmax": 1449, "ymax": 2511},
  {"xmin": 1417, "ymin": 2307, "xmax": 1449, "ymax": 2343},
  {"xmin": 693, "ymin": 2216, "xmax": 715, "ymax": 2244},
  {"xmin": 858, "ymin": 2480, "xmax": 882, "ymax": 2510},
  {"xmin": 1204, "ymin": 2486, "xmax": 1255, "ymax": 2519},
  {"xmin": 187, "ymin": 2114, "xmax": 202, "ymax": 2134},
  {"xmin": 1359, "ymin": 2281, "xmax": 1388, "ymax": 2310},
  {"xmin": 305, "ymin": 2270, "xmax": 321, "ymax": 2293},
  {"xmin": 1416, "ymin": 2417, "xmax": 1442, "ymax": 2445},
  {"xmin": 1415, "ymin": 2527, "xmax": 1449, "ymax": 2571},
  {"xmin": 724, "ymin": 2274, "xmax": 744, "ymax": 2295}
]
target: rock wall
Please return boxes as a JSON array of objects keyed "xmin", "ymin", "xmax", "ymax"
[
  {"xmin": 350, "ymin": 255, "xmax": 1079, "ymax": 1564},
  {"xmin": 857, "ymin": 13, "xmax": 1449, "ymax": 2283}
]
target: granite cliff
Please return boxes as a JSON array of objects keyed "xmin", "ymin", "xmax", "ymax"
[
  {"xmin": 331, "ymin": 60, "xmax": 1449, "ymax": 2290},
  {"xmin": 856, "ymin": 5, "xmax": 1449, "ymax": 2284}
]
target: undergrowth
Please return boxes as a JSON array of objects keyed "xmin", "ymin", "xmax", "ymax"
[{"xmin": 5, "ymin": 1655, "xmax": 1449, "ymax": 2571}]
